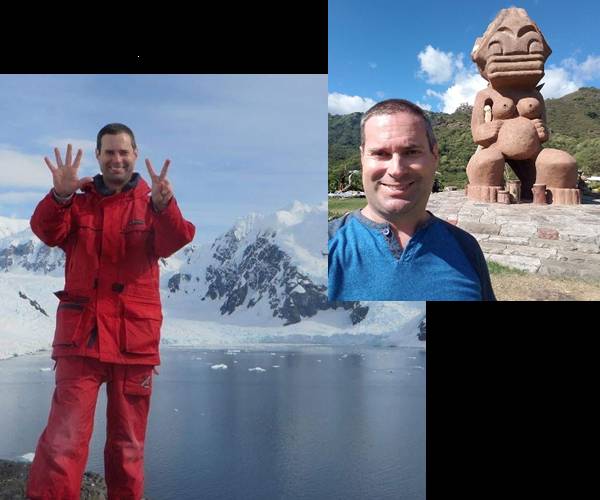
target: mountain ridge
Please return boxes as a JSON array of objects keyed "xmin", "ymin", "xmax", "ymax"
[{"xmin": 329, "ymin": 87, "xmax": 600, "ymax": 190}]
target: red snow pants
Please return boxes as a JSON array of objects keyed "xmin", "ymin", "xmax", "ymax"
[{"xmin": 26, "ymin": 356, "xmax": 154, "ymax": 500}]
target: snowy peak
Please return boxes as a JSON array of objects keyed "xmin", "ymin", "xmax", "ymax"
[
  {"xmin": 167, "ymin": 202, "xmax": 363, "ymax": 326},
  {"xmin": 0, "ymin": 222, "xmax": 65, "ymax": 276},
  {"xmin": 0, "ymin": 216, "xmax": 30, "ymax": 238}
]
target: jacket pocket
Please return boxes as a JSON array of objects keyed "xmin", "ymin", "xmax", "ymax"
[
  {"xmin": 122, "ymin": 300, "xmax": 162, "ymax": 355},
  {"xmin": 53, "ymin": 291, "xmax": 90, "ymax": 347},
  {"xmin": 54, "ymin": 303, "xmax": 85, "ymax": 347},
  {"xmin": 123, "ymin": 365, "xmax": 154, "ymax": 396}
]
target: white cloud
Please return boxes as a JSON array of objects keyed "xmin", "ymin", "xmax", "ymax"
[
  {"xmin": 0, "ymin": 148, "xmax": 50, "ymax": 189},
  {"xmin": 0, "ymin": 143, "xmax": 99, "ymax": 190},
  {"xmin": 562, "ymin": 55, "xmax": 600, "ymax": 83},
  {"xmin": 539, "ymin": 55, "xmax": 600, "ymax": 98},
  {"xmin": 578, "ymin": 55, "xmax": 600, "ymax": 80},
  {"xmin": 40, "ymin": 137, "xmax": 97, "ymax": 152},
  {"xmin": 418, "ymin": 45, "xmax": 463, "ymax": 84},
  {"xmin": 0, "ymin": 191, "xmax": 46, "ymax": 204},
  {"xmin": 540, "ymin": 67, "xmax": 579, "ymax": 98},
  {"xmin": 418, "ymin": 45, "xmax": 600, "ymax": 111},
  {"xmin": 425, "ymin": 73, "xmax": 488, "ymax": 113},
  {"xmin": 328, "ymin": 92, "xmax": 376, "ymax": 115},
  {"xmin": 416, "ymin": 101, "xmax": 432, "ymax": 111}
]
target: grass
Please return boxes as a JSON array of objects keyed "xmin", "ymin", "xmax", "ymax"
[
  {"xmin": 486, "ymin": 261, "xmax": 600, "ymax": 300},
  {"xmin": 328, "ymin": 197, "xmax": 367, "ymax": 220},
  {"xmin": 486, "ymin": 260, "xmax": 528, "ymax": 276}
]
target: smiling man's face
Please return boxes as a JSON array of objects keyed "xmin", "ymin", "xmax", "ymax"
[
  {"xmin": 360, "ymin": 111, "xmax": 439, "ymax": 225},
  {"xmin": 96, "ymin": 133, "xmax": 138, "ymax": 192}
]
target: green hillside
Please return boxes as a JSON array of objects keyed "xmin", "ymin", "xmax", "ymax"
[{"xmin": 328, "ymin": 87, "xmax": 600, "ymax": 191}]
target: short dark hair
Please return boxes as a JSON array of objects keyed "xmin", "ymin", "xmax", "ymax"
[
  {"xmin": 96, "ymin": 123, "xmax": 137, "ymax": 152},
  {"xmin": 360, "ymin": 99, "xmax": 437, "ymax": 152}
]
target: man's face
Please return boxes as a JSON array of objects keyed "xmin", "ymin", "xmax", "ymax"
[
  {"xmin": 96, "ymin": 133, "xmax": 138, "ymax": 189},
  {"xmin": 361, "ymin": 112, "xmax": 438, "ymax": 223}
]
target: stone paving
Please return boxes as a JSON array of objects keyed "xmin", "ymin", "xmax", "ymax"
[{"xmin": 427, "ymin": 190, "xmax": 600, "ymax": 280}]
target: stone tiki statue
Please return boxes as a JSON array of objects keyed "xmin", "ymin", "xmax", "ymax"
[{"xmin": 465, "ymin": 8, "xmax": 580, "ymax": 204}]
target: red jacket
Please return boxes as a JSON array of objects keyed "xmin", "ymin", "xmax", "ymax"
[{"xmin": 30, "ymin": 174, "xmax": 195, "ymax": 365}]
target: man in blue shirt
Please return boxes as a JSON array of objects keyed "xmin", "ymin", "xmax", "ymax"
[{"xmin": 328, "ymin": 99, "xmax": 496, "ymax": 301}]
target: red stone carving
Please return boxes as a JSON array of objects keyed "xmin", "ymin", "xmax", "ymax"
[
  {"xmin": 532, "ymin": 183, "xmax": 547, "ymax": 204},
  {"xmin": 465, "ymin": 8, "xmax": 580, "ymax": 205},
  {"xmin": 537, "ymin": 228, "xmax": 559, "ymax": 240},
  {"xmin": 497, "ymin": 190, "xmax": 511, "ymax": 204}
]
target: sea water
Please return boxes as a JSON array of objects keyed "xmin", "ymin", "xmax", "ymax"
[{"xmin": 0, "ymin": 345, "xmax": 426, "ymax": 499}]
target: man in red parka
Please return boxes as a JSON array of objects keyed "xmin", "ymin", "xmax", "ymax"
[{"xmin": 26, "ymin": 123, "xmax": 196, "ymax": 499}]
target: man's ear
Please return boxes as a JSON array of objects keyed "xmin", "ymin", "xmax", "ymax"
[
  {"xmin": 95, "ymin": 149, "xmax": 100, "ymax": 160},
  {"xmin": 432, "ymin": 144, "xmax": 440, "ymax": 163}
]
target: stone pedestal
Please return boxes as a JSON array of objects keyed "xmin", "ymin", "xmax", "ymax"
[
  {"xmin": 497, "ymin": 190, "xmax": 511, "ymax": 204},
  {"xmin": 507, "ymin": 180, "xmax": 521, "ymax": 204},
  {"xmin": 547, "ymin": 187, "xmax": 581, "ymax": 205},
  {"xmin": 427, "ymin": 190, "xmax": 600, "ymax": 281},
  {"xmin": 465, "ymin": 185, "xmax": 502, "ymax": 203},
  {"xmin": 532, "ymin": 184, "xmax": 547, "ymax": 205}
]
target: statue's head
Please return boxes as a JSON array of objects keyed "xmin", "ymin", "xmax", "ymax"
[{"xmin": 472, "ymin": 7, "xmax": 551, "ymax": 89}]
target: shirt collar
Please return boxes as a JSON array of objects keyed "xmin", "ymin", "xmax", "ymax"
[
  {"xmin": 93, "ymin": 172, "xmax": 140, "ymax": 196},
  {"xmin": 352, "ymin": 208, "xmax": 438, "ymax": 233}
]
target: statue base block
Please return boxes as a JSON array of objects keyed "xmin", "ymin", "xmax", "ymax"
[
  {"xmin": 427, "ymin": 189, "xmax": 600, "ymax": 281},
  {"xmin": 547, "ymin": 187, "xmax": 581, "ymax": 205},
  {"xmin": 465, "ymin": 185, "xmax": 502, "ymax": 203}
]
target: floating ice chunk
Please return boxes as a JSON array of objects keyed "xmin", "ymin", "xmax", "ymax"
[
  {"xmin": 272, "ymin": 365, "xmax": 280, "ymax": 368},
  {"xmin": 39, "ymin": 367, "xmax": 52, "ymax": 372},
  {"xmin": 317, "ymin": 359, "xmax": 322, "ymax": 363},
  {"xmin": 413, "ymin": 365, "xmax": 424, "ymax": 370},
  {"xmin": 408, "ymin": 356, "xmax": 417, "ymax": 360},
  {"xmin": 341, "ymin": 354, "xmax": 348, "ymax": 359},
  {"xmin": 211, "ymin": 364, "xmax": 228, "ymax": 370},
  {"xmin": 226, "ymin": 349, "xmax": 240, "ymax": 355},
  {"xmin": 249, "ymin": 367, "xmax": 266, "ymax": 372},
  {"xmin": 18, "ymin": 453, "xmax": 35, "ymax": 462},
  {"xmin": 194, "ymin": 357, "xmax": 202, "ymax": 360},
  {"xmin": 270, "ymin": 353, "xmax": 276, "ymax": 356},
  {"xmin": 174, "ymin": 408, "xmax": 179, "ymax": 412}
]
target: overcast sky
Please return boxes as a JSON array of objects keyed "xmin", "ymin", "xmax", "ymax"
[
  {"xmin": 329, "ymin": 0, "xmax": 600, "ymax": 113},
  {"xmin": 0, "ymin": 75, "xmax": 327, "ymax": 243}
]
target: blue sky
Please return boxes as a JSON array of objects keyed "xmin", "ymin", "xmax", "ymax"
[
  {"xmin": 329, "ymin": 0, "xmax": 600, "ymax": 113},
  {"xmin": 0, "ymin": 75, "xmax": 326, "ymax": 243}
]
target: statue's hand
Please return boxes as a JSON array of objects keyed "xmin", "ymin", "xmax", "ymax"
[
  {"xmin": 473, "ymin": 119, "xmax": 504, "ymax": 147},
  {"xmin": 532, "ymin": 118, "xmax": 549, "ymax": 142},
  {"xmin": 483, "ymin": 120, "xmax": 503, "ymax": 141},
  {"xmin": 490, "ymin": 120, "xmax": 504, "ymax": 137}
]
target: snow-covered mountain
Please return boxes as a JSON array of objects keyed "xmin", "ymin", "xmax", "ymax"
[
  {"xmin": 0, "ymin": 203, "xmax": 425, "ymax": 359},
  {"xmin": 164, "ymin": 201, "xmax": 367, "ymax": 327},
  {"xmin": 0, "ymin": 216, "xmax": 65, "ymax": 275},
  {"xmin": 0, "ymin": 216, "xmax": 30, "ymax": 238}
]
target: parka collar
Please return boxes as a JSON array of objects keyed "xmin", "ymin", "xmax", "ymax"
[{"xmin": 82, "ymin": 173, "xmax": 151, "ymax": 198}]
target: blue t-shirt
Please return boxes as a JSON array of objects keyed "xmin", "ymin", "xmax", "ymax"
[{"xmin": 328, "ymin": 210, "xmax": 496, "ymax": 301}]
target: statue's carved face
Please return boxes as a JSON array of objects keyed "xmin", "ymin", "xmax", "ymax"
[{"xmin": 472, "ymin": 8, "xmax": 551, "ymax": 89}]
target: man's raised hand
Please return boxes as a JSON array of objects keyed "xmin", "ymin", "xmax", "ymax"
[
  {"xmin": 44, "ymin": 144, "xmax": 93, "ymax": 197},
  {"xmin": 145, "ymin": 158, "xmax": 174, "ymax": 212}
]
